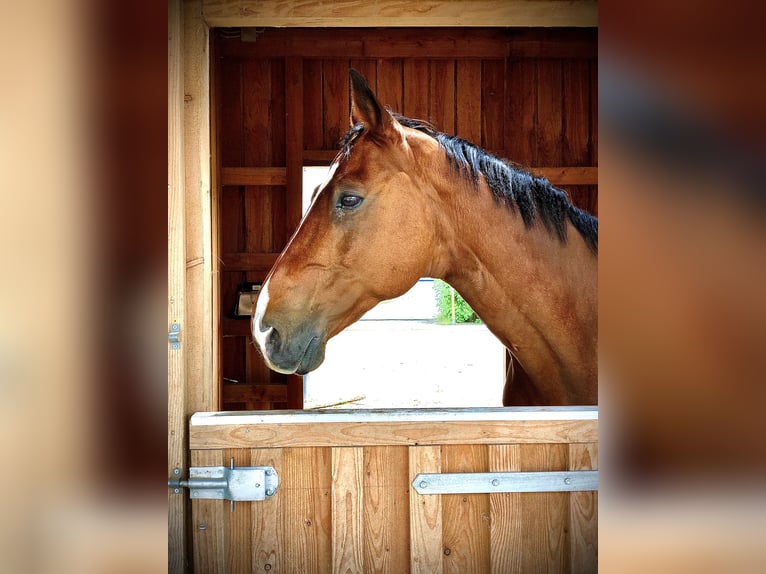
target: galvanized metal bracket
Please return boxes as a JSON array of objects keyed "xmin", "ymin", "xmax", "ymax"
[
  {"xmin": 168, "ymin": 322, "xmax": 181, "ymax": 350},
  {"xmin": 168, "ymin": 465, "xmax": 279, "ymax": 502},
  {"xmin": 412, "ymin": 470, "xmax": 598, "ymax": 495}
]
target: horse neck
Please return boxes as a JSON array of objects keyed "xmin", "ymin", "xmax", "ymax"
[{"xmin": 429, "ymin": 176, "xmax": 598, "ymax": 405}]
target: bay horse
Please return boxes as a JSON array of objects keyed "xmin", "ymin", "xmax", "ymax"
[{"xmin": 253, "ymin": 70, "xmax": 597, "ymax": 406}]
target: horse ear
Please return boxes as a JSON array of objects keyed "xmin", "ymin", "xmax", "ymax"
[{"xmin": 350, "ymin": 69, "xmax": 392, "ymax": 132}]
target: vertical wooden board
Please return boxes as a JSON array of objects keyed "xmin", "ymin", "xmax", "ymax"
[
  {"xmin": 243, "ymin": 58, "xmax": 273, "ymax": 166},
  {"xmin": 220, "ymin": 271, "xmax": 244, "ymax": 327},
  {"xmin": 488, "ymin": 445, "xmax": 523, "ymax": 574},
  {"xmin": 191, "ymin": 450, "xmax": 226, "ymax": 574},
  {"xmin": 589, "ymin": 60, "xmax": 597, "ymax": 166},
  {"xmin": 332, "ymin": 447, "xmax": 365, "ymax": 573},
  {"xmin": 403, "ymin": 59, "xmax": 430, "ymax": 121},
  {"xmin": 271, "ymin": 58, "xmax": 286, "ymax": 166},
  {"xmin": 409, "ymin": 445, "xmax": 443, "ymax": 574},
  {"xmin": 562, "ymin": 60, "xmax": 590, "ymax": 166},
  {"xmin": 504, "ymin": 60, "xmax": 537, "ymax": 165},
  {"xmin": 456, "ymin": 60, "xmax": 482, "ymax": 145},
  {"xmin": 568, "ymin": 443, "xmax": 598, "ymax": 574},
  {"xmin": 168, "ymin": 3, "xmax": 186, "ymax": 571},
  {"xmin": 363, "ymin": 446, "xmax": 410, "ymax": 574},
  {"xmin": 224, "ymin": 449, "xmax": 253, "ymax": 574},
  {"xmin": 251, "ymin": 448, "xmax": 285, "ymax": 573},
  {"xmin": 322, "ymin": 59, "xmax": 350, "ymax": 149},
  {"xmin": 441, "ymin": 445, "xmax": 490, "ymax": 574},
  {"xmin": 518, "ymin": 444, "xmax": 570, "ymax": 574},
  {"xmin": 536, "ymin": 60, "xmax": 563, "ymax": 166},
  {"xmin": 219, "ymin": 58, "xmax": 243, "ymax": 166},
  {"xmin": 303, "ymin": 59, "xmax": 324, "ymax": 150},
  {"xmin": 350, "ymin": 59, "xmax": 377, "ymax": 94},
  {"xmin": 377, "ymin": 59, "xmax": 403, "ymax": 114},
  {"xmin": 282, "ymin": 447, "xmax": 333, "ymax": 574},
  {"xmin": 285, "ymin": 57, "xmax": 304, "ymax": 239},
  {"xmin": 220, "ymin": 187, "xmax": 244, "ymax": 253},
  {"xmin": 244, "ymin": 335, "xmax": 272, "ymax": 388},
  {"xmin": 244, "ymin": 186, "xmax": 273, "ymax": 252},
  {"xmin": 429, "ymin": 60, "xmax": 455, "ymax": 134},
  {"xmin": 221, "ymin": 333, "xmax": 245, "ymax": 385},
  {"xmin": 481, "ymin": 60, "xmax": 505, "ymax": 151}
]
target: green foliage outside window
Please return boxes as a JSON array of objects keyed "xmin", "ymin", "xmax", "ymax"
[{"xmin": 433, "ymin": 279, "xmax": 482, "ymax": 324}]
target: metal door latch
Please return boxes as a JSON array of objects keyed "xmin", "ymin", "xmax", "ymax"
[
  {"xmin": 168, "ymin": 462, "xmax": 279, "ymax": 503},
  {"xmin": 168, "ymin": 322, "xmax": 181, "ymax": 349}
]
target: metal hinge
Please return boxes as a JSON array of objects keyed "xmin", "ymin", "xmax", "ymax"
[
  {"xmin": 412, "ymin": 470, "xmax": 598, "ymax": 495},
  {"xmin": 168, "ymin": 460, "xmax": 279, "ymax": 509}
]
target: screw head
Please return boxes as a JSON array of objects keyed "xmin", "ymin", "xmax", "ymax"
[
  {"xmin": 419, "ymin": 481, "xmax": 428, "ymax": 489},
  {"xmin": 564, "ymin": 477, "xmax": 572, "ymax": 485},
  {"xmin": 198, "ymin": 523, "xmax": 207, "ymax": 531},
  {"xmin": 491, "ymin": 479, "xmax": 500, "ymax": 487}
]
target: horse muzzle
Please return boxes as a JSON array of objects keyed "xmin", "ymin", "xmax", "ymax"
[{"xmin": 252, "ymin": 300, "xmax": 326, "ymax": 375}]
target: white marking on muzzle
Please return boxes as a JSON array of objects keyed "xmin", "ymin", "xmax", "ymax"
[{"xmin": 251, "ymin": 280, "xmax": 272, "ymax": 356}]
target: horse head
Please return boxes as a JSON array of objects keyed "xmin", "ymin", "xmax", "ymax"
[{"xmin": 252, "ymin": 70, "xmax": 441, "ymax": 375}]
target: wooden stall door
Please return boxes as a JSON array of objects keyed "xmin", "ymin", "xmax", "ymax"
[{"xmin": 188, "ymin": 408, "xmax": 598, "ymax": 573}]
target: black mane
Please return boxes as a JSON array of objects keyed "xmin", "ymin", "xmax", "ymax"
[{"xmin": 342, "ymin": 115, "xmax": 598, "ymax": 254}]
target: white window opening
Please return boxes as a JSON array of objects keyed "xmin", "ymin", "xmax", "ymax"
[{"xmin": 301, "ymin": 167, "xmax": 505, "ymax": 409}]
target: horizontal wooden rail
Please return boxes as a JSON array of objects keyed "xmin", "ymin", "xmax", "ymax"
[
  {"xmin": 221, "ymin": 166, "xmax": 287, "ymax": 186},
  {"xmin": 220, "ymin": 252, "xmax": 278, "ymax": 271},
  {"xmin": 190, "ymin": 407, "xmax": 598, "ymax": 449}
]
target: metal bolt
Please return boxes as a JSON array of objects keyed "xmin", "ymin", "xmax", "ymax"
[
  {"xmin": 173, "ymin": 488, "xmax": 180, "ymax": 494},
  {"xmin": 173, "ymin": 468, "xmax": 181, "ymax": 475},
  {"xmin": 265, "ymin": 469, "xmax": 273, "ymax": 476},
  {"xmin": 491, "ymin": 479, "xmax": 499, "ymax": 487},
  {"xmin": 198, "ymin": 523, "xmax": 207, "ymax": 531},
  {"xmin": 266, "ymin": 488, "xmax": 275, "ymax": 497},
  {"xmin": 419, "ymin": 481, "xmax": 428, "ymax": 489},
  {"xmin": 564, "ymin": 477, "xmax": 572, "ymax": 485}
]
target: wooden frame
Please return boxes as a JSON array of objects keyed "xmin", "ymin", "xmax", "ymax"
[{"xmin": 169, "ymin": 2, "xmax": 598, "ymax": 571}]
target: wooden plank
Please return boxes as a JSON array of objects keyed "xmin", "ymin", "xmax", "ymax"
[
  {"xmin": 568, "ymin": 443, "xmax": 598, "ymax": 574},
  {"xmin": 332, "ymin": 447, "xmax": 365, "ymax": 572},
  {"xmin": 250, "ymin": 448, "xmax": 285, "ymax": 573},
  {"xmin": 456, "ymin": 60, "xmax": 482, "ymax": 144},
  {"xmin": 282, "ymin": 447, "xmax": 333, "ymax": 574},
  {"xmin": 481, "ymin": 59, "xmax": 505, "ymax": 151},
  {"xmin": 285, "ymin": 57, "xmax": 305, "ymax": 240},
  {"xmin": 536, "ymin": 60, "xmax": 563, "ymax": 166},
  {"xmin": 168, "ymin": 2, "xmax": 187, "ymax": 572},
  {"xmin": 488, "ymin": 445, "xmax": 523, "ymax": 574},
  {"xmin": 223, "ymin": 28, "xmax": 597, "ymax": 60},
  {"xmin": 222, "ymin": 383, "xmax": 288, "ymax": 404},
  {"xmin": 409, "ymin": 445, "xmax": 443, "ymax": 574},
  {"xmin": 191, "ymin": 417, "xmax": 598, "ymax": 449},
  {"xmin": 218, "ymin": 57, "xmax": 243, "ymax": 166},
  {"xmin": 504, "ymin": 60, "xmax": 537, "ymax": 165},
  {"xmin": 191, "ymin": 450, "xmax": 226, "ymax": 574},
  {"xmin": 220, "ymin": 252, "xmax": 279, "ymax": 271},
  {"xmin": 518, "ymin": 444, "xmax": 569, "ymax": 574},
  {"xmin": 322, "ymin": 59, "xmax": 350, "ymax": 149},
  {"xmin": 184, "ymin": 0, "xmax": 214, "ymax": 417},
  {"xmin": 441, "ymin": 445, "xmax": 490, "ymax": 573},
  {"xmin": 243, "ymin": 58, "xmax": 273, "ymax": 166},
  {"xmin": 530, "ymin": 166, "xmax": 598, "ymax": 186},
  {"xmin": 363, "ymin": 446, "xmax": 411, "ymax": 573},
  {"xmin": 376, "ymin": 58, "xmax": 404, "ymax": 115},
  {"xmin": 303, "ymin": 59, "xmax": 324, "ymax": 151},
  {"xmin": 224, "ymin": 449, "xmax": 253, "ymax": 574},
  {"xmin": 403, "ymin": 59, "xmax": 430, "ymax": 120},
  {"xmin": 244, "ymin": 186, "xmax": 273, "ymax": 252},
  {"xmin": 429, "ymin": 60, "xmax": 455, "ymax": 134},
  {"xmin": 204, "ymin": 1, "xmax": 598, "ymax": 28},
  {"xmin": 222, "ymin": 166, "xmax": 287, "ymax": 186}
]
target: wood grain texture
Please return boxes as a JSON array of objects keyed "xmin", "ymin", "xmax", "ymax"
[
  {"xmin": 441, "ymin": 445, "xmax": 490, "ymax": 573},
  {"xmin": 363, "ymin": 446, "xmax": 411, "ymax": 573},
  {"xmin": 488, "ymin": 445, "xmax": 523, "ymax": 574},
  {"xmin": 282, "ymin": 447, "xmax": 333, "ymax": 574},
  {"xmin": 409, "ymin": 445, "xmax": 443, "ymax": 574},
  {"xmin": 285, "ymin": 57, "xmax": 305, "ymax": 242},
  {"xmin": 429, "ymin": 60, "xmax": 455, "ymax": 134},
  {"xmin": 536, "ymin": 60, "xmax": 563, "ymax": 166},
  {"xmin": 221, "ymin": 167, "xmax": 287, "ymax": 186},
  {"xmin": 191, "ymin": 450, "xmax": 226, "ymax": 574},
  {"xmin": 568, "ymin": 443, "xmax": 598, "ymax": 573},
  {"xmin": 456, "ymin": 60, "xmax": 482, "ymax": 144},
  {"xmin": 251, "ymin": 448, "xmax": 285, "ymax": 573},
  {"xmin": 190, "ymin": 418, "xmax": 599, "ymax": 449},
  {"xmin": 168, "ymin": 2, "xmax": 187, "ymax": 571},
  {"xmin": 332, "ymin": 447, "xmax": 365, "ymax": 573},
  {"xmin": 203, "ymin": 1, "xmax": 598, "ymax": 28},
  {"xmin": 403, "ymin": 59, "xmax": 430, "ymax": 121},
  {"xmin": 224, "ymin": 449, "xmax": 253, "ymax": 574}
]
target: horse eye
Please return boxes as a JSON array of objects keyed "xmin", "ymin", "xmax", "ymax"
[{"xmin": 339, "ymin": 195, "xmax": 363, "ymax": 209}]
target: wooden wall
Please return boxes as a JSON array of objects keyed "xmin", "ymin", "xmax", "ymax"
[
  {"xmin": 189, "ymin": 408, "xmax": 598, "ymax": 573},
  {"xmin": 214, "ymin": 28, "xmax": 598, "ymax": 411}
]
